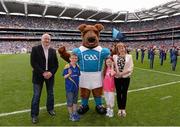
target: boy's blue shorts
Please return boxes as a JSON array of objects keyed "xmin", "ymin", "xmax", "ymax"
[{"xmin": 66, "ymin": 91, "xmax": 78, "ymax": 107}]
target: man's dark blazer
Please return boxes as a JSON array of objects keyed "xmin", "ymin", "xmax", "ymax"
[{"xmin": 30, "ymin": 45, "xmax": 58, "ymax": 84}]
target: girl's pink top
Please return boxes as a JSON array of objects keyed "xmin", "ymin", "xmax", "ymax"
[{"xmin": 103, "ymin": 67, "xmax": 115, "ymax": 92}]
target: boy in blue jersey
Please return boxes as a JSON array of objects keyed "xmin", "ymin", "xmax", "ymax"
[{"xmin": 63, "ymin": 53, "xmax": 80, "ymax": 121}]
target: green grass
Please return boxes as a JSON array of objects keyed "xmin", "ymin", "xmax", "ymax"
[{"xmin": 0, "ymin": 52, "xmax": 179, "ymax": 126}]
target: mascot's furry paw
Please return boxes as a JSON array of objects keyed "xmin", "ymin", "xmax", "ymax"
[
  {"xmin": 95, "ymin": 105, "xmax": 106, "ymax": 115},
  {"xmin": 77, "ymin": 105, "xmax": 89, "ymax": 115},
  {"xmin": 58, "ymin": 46, "xmax": 66, "ymax": 55}
]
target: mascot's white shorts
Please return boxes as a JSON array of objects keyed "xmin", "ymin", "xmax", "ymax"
[{"xmin": 79, "ymin": 71, "xmax": 102, "ymax": 89}]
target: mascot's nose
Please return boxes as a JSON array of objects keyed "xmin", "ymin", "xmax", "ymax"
[{"xmin": 87, "ymin": 37, "xmax": 96, "ymax": 42}]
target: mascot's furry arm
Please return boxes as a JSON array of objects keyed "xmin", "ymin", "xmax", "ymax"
[{"xmin": 58, "ymin": 46, "xmax": 70, "ymax": 63}]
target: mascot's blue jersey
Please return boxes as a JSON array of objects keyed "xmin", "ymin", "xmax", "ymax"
[{"xmin": 72, "ymin": 46, "xmax": 110, "ymax": 72}]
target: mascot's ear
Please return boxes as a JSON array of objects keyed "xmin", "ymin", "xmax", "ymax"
[
  {"xmin": 95, "ymin": 24, "xmax": 104, "ymax": 32},
  {"xmin": 78, "ymin": 24, "xmax": 87, "ymax": 32}
]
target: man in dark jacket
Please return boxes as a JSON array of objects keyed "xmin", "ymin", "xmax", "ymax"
[{"xmin": 30, "ymin": 33, "xmax": 58, "ymax": 124}]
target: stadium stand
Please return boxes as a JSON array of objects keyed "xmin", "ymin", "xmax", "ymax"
[{"xmin": 0, "ymin": 0, "xmax": 180, "ymax": 54}]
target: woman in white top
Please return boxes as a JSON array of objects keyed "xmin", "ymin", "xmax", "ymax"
[{"xmin": 113, "ymin": 43, "xmax": 134, "ymax": 117}]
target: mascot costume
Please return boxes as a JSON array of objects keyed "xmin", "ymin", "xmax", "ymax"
[{"xmin": 58, "ymin": 24, "xmax": 110, "ymax": 114}]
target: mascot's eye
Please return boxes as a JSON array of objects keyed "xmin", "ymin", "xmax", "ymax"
[
  {"xmin": 94, "ymin": 30, "xmax": 98, "ymax": 35},
  {"xmin": 83, "ymin": 31, "xmax": 88, "ymax": 35}
]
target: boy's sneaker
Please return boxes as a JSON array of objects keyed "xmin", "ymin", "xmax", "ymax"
[
  {"xmin": 69, "ymin": 114, "xmax": 75, "ymax": 121},
  {"xmin": 69, "ymin": 113, "xmax": 80, "ymax": 121},
  {"xmin": 73, "ymin": 112, "xmax": 80, "ymax": 121},
  {"xmin": 69, "ymin": 114, "xmax": 74, "ymax": 121}
]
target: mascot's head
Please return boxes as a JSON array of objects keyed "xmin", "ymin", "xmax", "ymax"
[{"xmin": 78, "ymin": 24, "xmax": 104, "ymax": 49}]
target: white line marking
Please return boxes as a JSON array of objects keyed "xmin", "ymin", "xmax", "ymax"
[
  {"xmin": 128, "ymin": 81, "xmax": 180, "ymax": 93},
  {"xmin": 0, "ymin": 80, "xmax": 180, "ymax": 118},
  {"xmin": 135, "ymin": 67, "xmax": 180, "ymax": 77},
  {"xmin": 160, "ymin": 96, "xmax": 172, "ymax": 100}
]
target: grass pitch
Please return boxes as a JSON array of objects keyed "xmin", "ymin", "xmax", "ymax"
[{"xmin": 0, "ymin": 52, "xmax": 179, "ymax": 126}]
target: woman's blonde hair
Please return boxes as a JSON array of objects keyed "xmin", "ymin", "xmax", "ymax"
[{"xmin": 116, "ymin": 42, "xmax": 127, "ymax": 55}]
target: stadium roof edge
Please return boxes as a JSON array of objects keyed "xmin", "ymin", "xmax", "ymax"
[{"xmin": 0, "ymin": 0, "xmax": 179, "ymax": 22}]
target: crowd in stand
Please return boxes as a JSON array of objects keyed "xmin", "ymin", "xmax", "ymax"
[
  {"xmin": 0, "ymin": 14, "xmax": 180, "ymax": 54},
  {"xmin": 116, "ymin": 15, "xmax": 180, "ymax": 32},
  {"xmin": 0, "ymin": 40, "xmax": 179, "ymax": 54},
  {"xmin": 0, "ymin": 41, "xmax": 39, "ymax": 54},
  {"xmin": 0, "ymin": 41, "xmax": 82, "ymax": 54},
  {"xmin": 0, "ymin": 15, "xmax": 180, "ymax": 32}
]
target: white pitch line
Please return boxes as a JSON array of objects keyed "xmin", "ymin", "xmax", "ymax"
[
  {"xmin": 0, "ymin": 80, "xmax": 180, "ymax": 118},
  {"xmin": 160, "ymin": 96, "xmax": 172, "ymax": 100},
  {"xmin": 135, "ymin": 67, "xmax": 180, "ymax": 77},
  {"xmin": 128, "ymin": 81, "xmax": 180, "ymax": 93}
]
